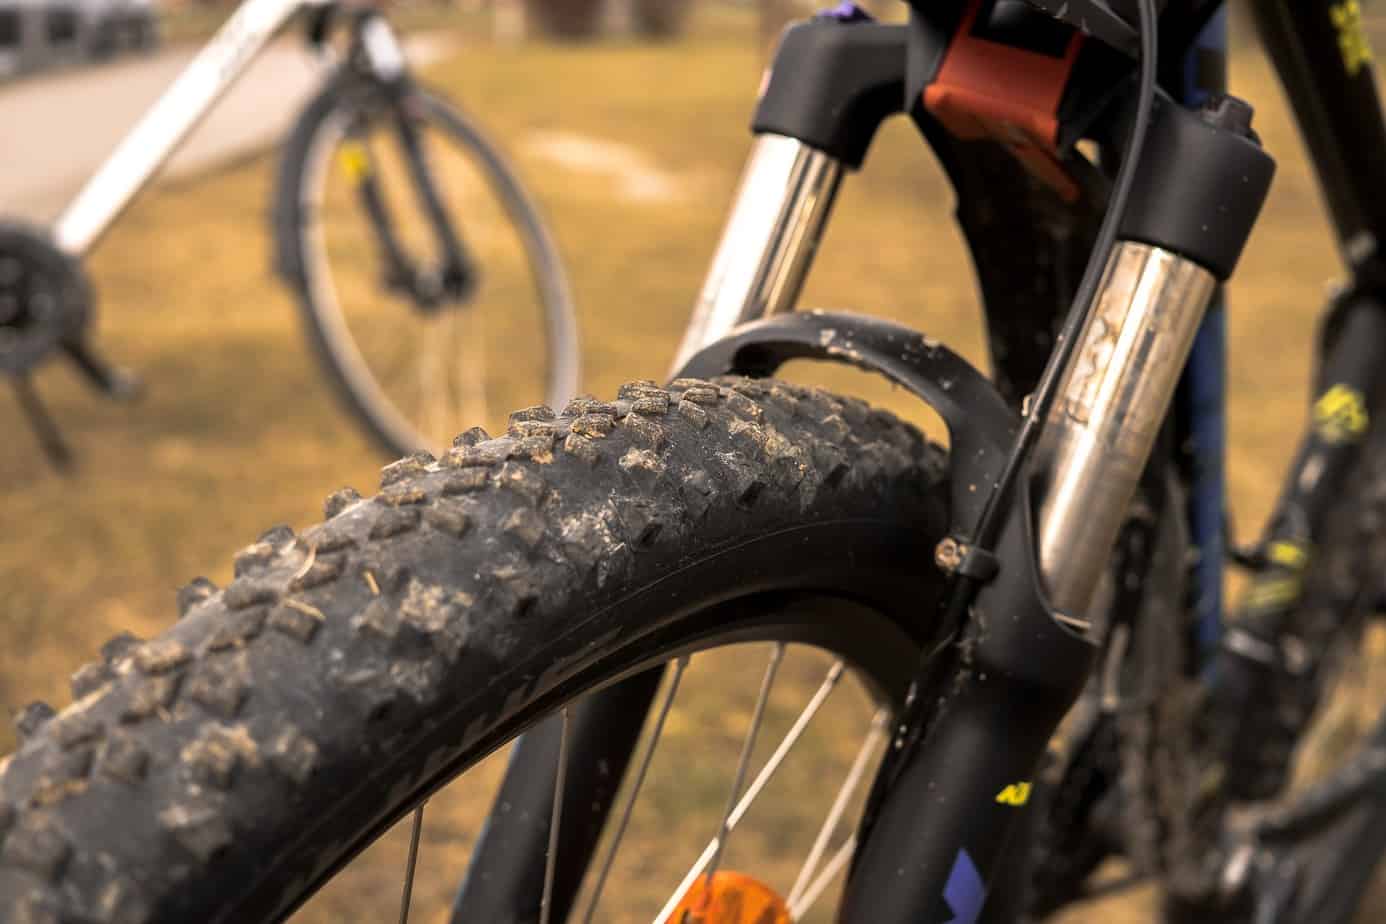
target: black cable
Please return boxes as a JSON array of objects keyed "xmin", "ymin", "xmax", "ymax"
[{"xmin": 968, "ymin": 0, "xmax": 1162, "ymax": 554}]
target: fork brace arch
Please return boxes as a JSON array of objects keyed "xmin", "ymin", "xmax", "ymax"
[{"xmin": 678, "ymin": 310, "xmax": 1016, "ymax": 542}]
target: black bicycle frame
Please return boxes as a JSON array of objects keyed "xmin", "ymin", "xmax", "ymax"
[
  {"xmin": 1253, "ymin": 1, "xmax": 1386, "ymax": 273},
  {"xmin": 454, "ymin": 3, "xmax": 1386, "ymax": 922}
]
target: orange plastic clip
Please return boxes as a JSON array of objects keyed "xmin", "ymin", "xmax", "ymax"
[{"xmin": 924, "ymin": 0, "xmax": 1085, "ymax": 201}]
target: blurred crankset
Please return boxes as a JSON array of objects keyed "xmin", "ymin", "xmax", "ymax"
[{"xmin": 0, "ymin": 222, "xmax": 142, "ymax": 471}]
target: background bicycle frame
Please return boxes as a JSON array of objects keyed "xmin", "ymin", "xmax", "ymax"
[{"xmin": 50, "ymin": 0, "xmax": 396, "ymax": 258}]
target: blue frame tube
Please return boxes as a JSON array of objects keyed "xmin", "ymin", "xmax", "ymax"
[{"xmin": 1175, "ymin": 4, "xmax": 1230, "ymax": 657}]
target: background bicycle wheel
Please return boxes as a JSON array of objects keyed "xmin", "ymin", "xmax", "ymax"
[
  {"xmin": 278, "ymin": 81, "xmax": 578, "ymax": 455},
  {"xmin": 0, "ymin": 3, "xmax": 1382, "ymax": 920}
]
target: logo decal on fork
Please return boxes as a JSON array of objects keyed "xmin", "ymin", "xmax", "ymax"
[{"xmin": 943, "ymin": 848, "xmax": 984, "ymax": 924}]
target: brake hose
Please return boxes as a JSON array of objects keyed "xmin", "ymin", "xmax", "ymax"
[{"xmin": 969, "ymin": 0, "xmax": 1163, "ymax": 555}]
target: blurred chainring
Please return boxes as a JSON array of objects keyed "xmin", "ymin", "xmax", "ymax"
[{"xmin": 0, "ymin": 222, "xmax": 92, "ymax": 377}]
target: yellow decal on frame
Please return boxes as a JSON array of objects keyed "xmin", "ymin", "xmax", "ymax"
[
  {"xmin": 1313, "ymin": 383, "xmax": 1369, "ymax": 444},
  {"xmin": 1331, "ymin": 0, "xmax": 1374, "ymax": 77},
  {"xmin": 1267, "ymin": 540, "xmax": 1309, "ymax": 570}
]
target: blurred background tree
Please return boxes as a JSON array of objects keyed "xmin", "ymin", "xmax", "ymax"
[
  {"xmin": 515, "ymin": 0, "xmax": 890, "ymax": 42},
  {"xmin": 522, "ymin": 0, "xmax": 605, "ymax": 38},
  {"xmin": 519, "ymin": 0, "xmax": 690, "ymax": 39},
  {"xmin": 631, "ymin": 0, "xmax": 691, "ymax": 38}
]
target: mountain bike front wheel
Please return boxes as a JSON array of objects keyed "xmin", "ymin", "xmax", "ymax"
[
  {"xmin": 275, "ymin": 75, "xmax": 580, "ymax": 458},
  {"xmin": 0, "ymin": 377, "xmax": 954, "ymax": 922}
]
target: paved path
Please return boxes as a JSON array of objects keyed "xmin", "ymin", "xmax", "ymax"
[{"xmin": 0, "ymin": 34, "xmax": 452, "ymax": 224}]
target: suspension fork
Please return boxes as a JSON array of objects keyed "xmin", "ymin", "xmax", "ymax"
[
  {"xmin": 457, "ymin": 12, "xmax": 1270, "ymax": 921},
  {"xmin": 676, "ymin": 10, "xmax": 913, "ymax": 363},
  {"xmin": 670, "ymin": 135, "xmax": 845, "ymax": 367},
  {"xmin": 667, "ymin": 21, "xmax": 1265, "ymax": 921},
  {"xmin": 835, "ymin": 12, "xmax": 1272, "ymax": 924}
]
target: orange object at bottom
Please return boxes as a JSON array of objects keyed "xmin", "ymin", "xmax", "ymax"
[
  {"xmin": 670, "ymin": 871, "xmax": 793, "ymax": 924},
  {"xmin": 921, "ymin": 0, "xmax": 1084, "ymax": 201}
]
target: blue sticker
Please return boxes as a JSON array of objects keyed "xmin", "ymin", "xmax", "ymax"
[
  {"xmin": 815, "ymin": 2, "xmax": 874, "ymax": 22},
  {"xmin": 943, "ymin": 848, "xmax": 984, "ymax": 924}
]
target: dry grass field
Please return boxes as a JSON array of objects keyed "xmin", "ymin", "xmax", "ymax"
[{"xmin": 0, "ymin": 4, "xmax": 1372, "ymax": 920}]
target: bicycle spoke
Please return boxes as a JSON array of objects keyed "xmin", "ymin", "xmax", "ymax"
[
  {"xmin": 443, "ymin": 309, "xmax": 464, "ymax": 439},
  {"xmin": 787, "ymin": 833, "xmax": 856, "ymax": 920},
  {"xmin": 702, "ymin": 642, "xmax": 785, "ymax": 894},
  {"xmin": 460, "ymin": 306, "xmax": 490, "ymax": 428},
  {"xmin": 397, "ymin": 803, "xmax": 425, "ymax": 924},
  {"xmin": 421, "ymin": 320, "xmax": 447, "ymax": 443},
  {"xmin": 786, "ymin": 708, "xmax": 889, "ymax": 908},
  {"xmin": 456, "ymin": 188, "xmax": 490, "ymax": 431},
  {"xmin": 540, "ymin": 706, "xmax": 571, "ymax": 924},
  {"xmin": 375, "ymin": 330, "xmax": 419, "ymax": 391},
  {"xmin": 445, "ymin": 287, "xmax": 462, "ymax": 432},
  {"xmin": 654, "ymin": 658, "xmax": 846, "ymax": 924},
  {"xmin": 414, "ymin": 324, "xmax": 432, "ymax": 437},
  {"xmin": 582, "ymin": 658, "xmax": 689, "ymax": 924}
]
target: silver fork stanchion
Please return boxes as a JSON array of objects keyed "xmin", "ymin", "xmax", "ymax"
[{"xmin": 671, "ymin": 135, "xmax": 845, "ymax": 372}]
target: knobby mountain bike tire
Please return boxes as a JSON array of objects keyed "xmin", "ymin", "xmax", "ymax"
[
  {"xmin": 0, "ymin": 377, "xmax": 952, "ymax": 922},
  {"xmin": 275, "ymin": 75, "xmax": 580, "ymax": 459}
]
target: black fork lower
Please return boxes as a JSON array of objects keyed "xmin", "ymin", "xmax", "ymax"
[{"xmin": 448, "ymin": 670, "xmax": 663, "ymax": 923}]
